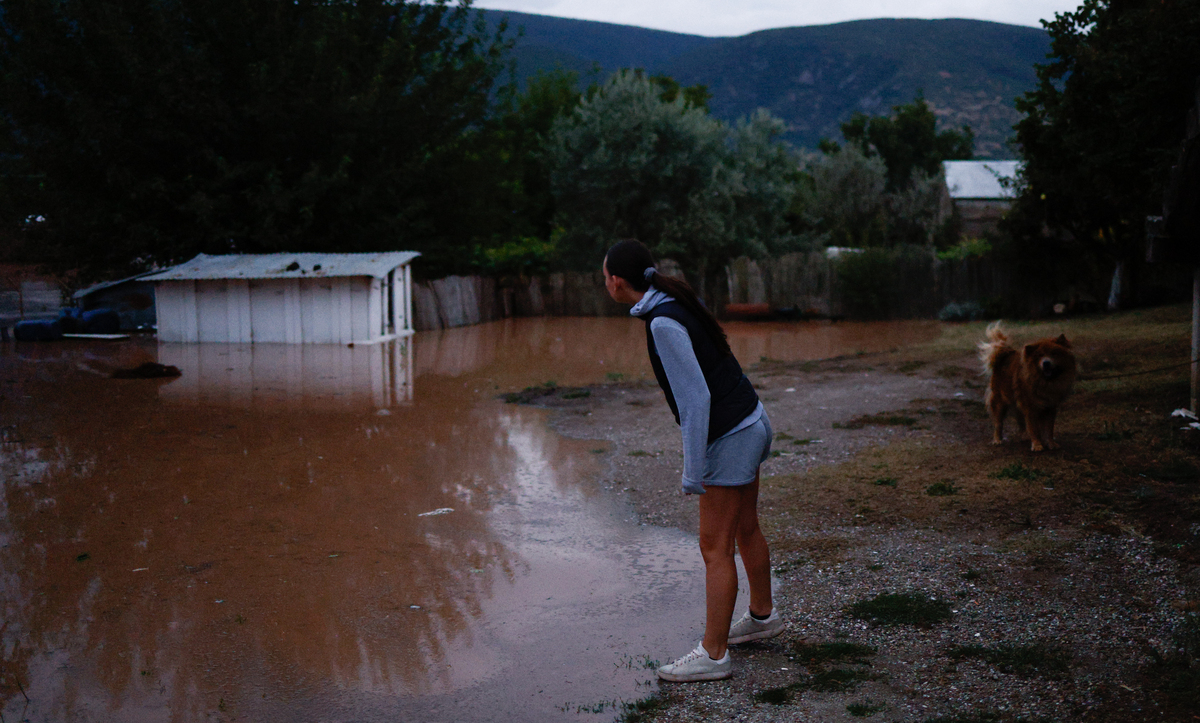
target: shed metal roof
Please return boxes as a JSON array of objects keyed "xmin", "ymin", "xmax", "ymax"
[
  {"xmin": 943, "ymin": 160, "xmax": 1023, "ymax": 200},
  {"xmin": 73, "ymin": 270, "xmax": 159, "ymax": 300},
  {"xmin": 141, "ymin": 252, "xmax": 420, "ymax": 282}
]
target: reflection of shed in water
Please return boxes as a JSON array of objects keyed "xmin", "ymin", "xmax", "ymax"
[
  {"xmin": 157, "ymin": 339, "xmax": 413, "ymax": 408},
  {"xmin": 144, "ymin": 252, "xmax": 419, "ymax": 344}
]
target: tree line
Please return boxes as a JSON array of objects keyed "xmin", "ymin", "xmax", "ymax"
[{"xmin": 2, "ymin": 0, "xmax": 1197, "ymax": 312}]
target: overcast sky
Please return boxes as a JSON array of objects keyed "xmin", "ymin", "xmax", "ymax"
[{"xmin": 472, "ymin": 0, "xmax": 1083, "ymax": 36}]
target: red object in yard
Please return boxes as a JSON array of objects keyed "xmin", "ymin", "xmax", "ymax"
[{"xmin": 723, "ymin": 303, "xmax": 773, "ymax": 320}]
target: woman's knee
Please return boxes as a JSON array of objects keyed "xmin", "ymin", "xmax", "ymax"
[{"xmin": 698, "ymin": 529, "xmax": 736, "ymax": 562}]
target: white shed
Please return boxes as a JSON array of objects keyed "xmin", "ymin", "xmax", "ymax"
[
  {"xmin": 943, "ymin": 160, "xmax": 1022, "ymax": 200},
  {"xmin": 942, "ymin": 160, "xmax": 1023, "ymax": 237},
  {"xmin": 144, "ymin": 252, "xmax": 419, "ymax": 344}
]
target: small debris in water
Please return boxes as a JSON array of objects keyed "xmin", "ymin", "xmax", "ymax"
[
  {"xmin": 132, "ymin": 567, "xmax": 149, "ymax": 572},
  {"xmin": 410, "ymin": 605, "xmax": 421, "ymax": 610},
  {"xmin": 216, "ymin": 600, "xmax": 224, "ymax": 604},
  {"xmin": 418, "ymin": 508, "xmax": 455, "ymax": 517},
  {"xmin": 376, "ymin": 409, "xmax": 391, "ymax": 416},
  {"xmin": 785, "ymin": 387, "xmax": 796, "ymax": 392},
  {"xmin": 111, "ymin": 362, "xmax": 182, "ymax": 379}
]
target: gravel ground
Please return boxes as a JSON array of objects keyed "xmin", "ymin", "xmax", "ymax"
[{"xmin": 522, "ymin": 350, "xmax": 1200, "ymax": 723}]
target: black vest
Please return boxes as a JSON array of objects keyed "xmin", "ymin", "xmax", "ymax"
[{"xmin": 639, "ymin": 301, "xmax": 760, "ymax": 444}]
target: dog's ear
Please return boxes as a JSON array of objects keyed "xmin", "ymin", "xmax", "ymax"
[{"xmin": 1054, "ymin": 334, "xmax": 1071, "ymax": 348}]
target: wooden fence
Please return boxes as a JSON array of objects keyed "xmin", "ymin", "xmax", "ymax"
[{"xmin": 411, "ymin": 249, "xmax": 1030, "ymax": 330}]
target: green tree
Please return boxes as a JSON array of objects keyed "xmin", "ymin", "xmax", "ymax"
[
  {"xmin": 838, "ymin": 97, "xmax": 974, "ymax": 192},
  {"xmin": 544, "ymin": 70, "xmax": 798, "ymax": 299},
  {"xmin": 1006, "ymin": 0, "xmax": 1200, "ymax": 308},
  {"xmin": 797, "ymin": 145, "xmax": 889, "ymax": 248},
  {"xmin": 0, "ymin": 0, "xmax": 512, "ymax": 281}
]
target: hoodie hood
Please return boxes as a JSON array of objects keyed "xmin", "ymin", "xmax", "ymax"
[{"xmin": 629, "ymin": 287, "xmax": 673, "ymax": 317}]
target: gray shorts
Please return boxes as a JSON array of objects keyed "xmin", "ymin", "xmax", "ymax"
[{"xmin": 701, "ymin": 411, "xmax": 773, "ymax": 487}]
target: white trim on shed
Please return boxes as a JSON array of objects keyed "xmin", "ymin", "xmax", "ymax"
[{"xmin": 144, "ymin": 252, "xmax": 419, "ymax": 344}]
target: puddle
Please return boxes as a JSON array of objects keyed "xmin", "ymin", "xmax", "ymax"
[{"xmin": 0, "ymin": 317, "xmax": 939, "ymax": 721}]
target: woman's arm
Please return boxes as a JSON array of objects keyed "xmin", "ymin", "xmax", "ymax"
[{"xmin": 650, "ymin": 317, "xmax": 710, "ymax": 494}]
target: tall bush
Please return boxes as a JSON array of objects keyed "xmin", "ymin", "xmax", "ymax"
[{"xmin": 544, "ymin": 71, "xmax": 800, "ymax": 298}]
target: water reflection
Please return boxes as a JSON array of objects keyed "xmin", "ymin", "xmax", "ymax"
[{"xmin": 158, "ymin": 341, "xmax": 414, "ymax": 408}]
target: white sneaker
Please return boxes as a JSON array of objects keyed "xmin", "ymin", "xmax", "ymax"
[
  {"xmin": 656, "ymin": 643, "xmax": 732, "ymax": 682},
  {"xmin": 727, "ymin": 609, "xmax": 784, "ymax": 644}
]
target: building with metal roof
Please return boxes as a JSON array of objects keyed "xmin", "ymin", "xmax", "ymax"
[
  {"xmin": 143, "ymin": 252, "xmax": 419, "ymax": 344},
  {"xmin": 942, "ymin": 160, "xmax": 1024, "ymax": 238}
]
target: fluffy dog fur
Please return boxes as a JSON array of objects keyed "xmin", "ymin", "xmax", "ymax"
[{"xmin": 979, "ymin": 322, "xmax": 1077, "ymax": 452}]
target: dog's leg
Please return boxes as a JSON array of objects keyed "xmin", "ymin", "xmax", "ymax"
[
  {"xmin": 1025, "ymin": 410, "xmax": 1045, "ymax": 452},
  {"xmin": 1045, "ymin": 408, "xmax": 1060, "ymax": 450},
  {"xmin": 988, "ymin": 396, "xmax": 1007, "ymax": 445}
]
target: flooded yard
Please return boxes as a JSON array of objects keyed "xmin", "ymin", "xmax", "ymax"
[{"xmin": 0, "ymin": 317, "xmax": 938, "ymax": 722}]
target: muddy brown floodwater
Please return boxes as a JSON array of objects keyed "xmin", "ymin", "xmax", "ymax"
[{"xmin": 0, "ymin": 317, "xmax": 938, "ymax": 722}]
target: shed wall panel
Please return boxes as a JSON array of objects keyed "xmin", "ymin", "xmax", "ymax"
[
  {"xmin": 248, "ymin": 280, "xmax": 288, "ymax": 343},
  {"xmin": 227, "ymin": 280, "xmax": 252, "ymax": 342},
  {"xmin": 351, "ymin": 277, "xmax": 371, "ymax": 341},
  {"xmin": 158, "ymin": 281, "xmax": 200, "ymax": 342},
  {"xmin": 196, "ymin": 281, "xmax": 232, "ymax": 342},
  {"xmin": 369, "ymin": 277, "xmax": 383, "ymax": 340},
  {"xmin": 155, "ymin": 283, "xmax": 186, "ymax": 342}
]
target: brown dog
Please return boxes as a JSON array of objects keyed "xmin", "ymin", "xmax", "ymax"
[{"xmin": 978, "ymin": 322, "xmax": 1076, "ymax": 452}]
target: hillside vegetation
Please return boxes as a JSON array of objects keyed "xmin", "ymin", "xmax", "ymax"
[{"xmin": 485, "ymin": 11, "xmax": 1050, "ymax": 158}]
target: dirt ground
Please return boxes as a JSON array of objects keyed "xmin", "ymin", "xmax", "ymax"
[{"xmin": 519, "ymin": 305, "xmax": 1200, "ymax": 723}]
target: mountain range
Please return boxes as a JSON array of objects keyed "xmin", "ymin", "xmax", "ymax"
[{"xmin": 482, "ymin": 10, "xmax": 1052, "ymax": 159}]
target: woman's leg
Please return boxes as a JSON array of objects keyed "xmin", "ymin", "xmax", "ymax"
[
  {"xmin": 735, "ymin": 471, "xmax": 773, "ymax": 617},
  {"xmin": 697, "ymin": 482, "xmax": 752, "ymax": 660}
]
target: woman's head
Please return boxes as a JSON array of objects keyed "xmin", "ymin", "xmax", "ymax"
[
  {"xmin": 602, "ymin": 239, "xmax": 732, "ymax": 357},
  {"xmin": 603, "ymin": 239, "xmax": 655, "ymax": 294}
]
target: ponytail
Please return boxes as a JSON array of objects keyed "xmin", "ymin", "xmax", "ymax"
[{"xmin": 604, "ymin": 239, "xmax": 732, "ymax": 357}]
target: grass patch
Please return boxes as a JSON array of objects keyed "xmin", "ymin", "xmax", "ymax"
[
  {"xmin": 834, "ymin": 413, "xmax": 918, "ymax": 430},
  {"xmin": 873, "ymin": 476, "xmax": 898, "ymax": 487},
  {"xmin": 897, "ymin": 360, "xmax": 927, "ymax": 374},
  {"xmin": 619, "ymin": 694, "xmax": 665, "ymax": 723},
  {"xmin": 1141, "ymin": 457, "xmax": 1200, "ymax": 483},
  {"xmin": 1148, "ymin": 613, "xmax": 1200, "ymax": 714},
  {"xmin": 992, "ymin": 463, "xmax": 1043, "ymax": 481},
  {"xmin": 627, "ymin": 450, "xmax": 652, "ymax": 457},
  {"xmin": 847, "ymin": 593, "xmax": 953, "ymax": 626},
  {"xmin": 560, "ymin": 389, "xmax": 591, "ymax": 400},
  {"xmin": 793, "ymin": 641, "xmax": 877, "ymax": 666},
  {"xmin": 847, "ymin": 700, "xmax": 887, "ymax": 717},
  {"xmin": 1096, "ymin": 421, "xmax": 1134, "ymax": 441},
  {"xmin": 754, "ymin": 687, "xmax": 793, "ymax": 705},
  {"xmin": 926, "ymin": 480, "xmax": 958, "ymax": 496},
  {"xmin": 754, "ymin": 669, "xmax": 878, "ymax": 705},
  {"xmin": 504, "ymin": 382, "xmax": 557, "ymax": 403},
  {"xmin": 794, "ymin": 438, "xmax": 819, "ymax": 445},
  {"xmin": 605, "ymin": 372, "xmax": 625, "ymax": 382},
  {"xmin": 947, "ymin": 643, "xmax": 1071, "ymax": 679}
]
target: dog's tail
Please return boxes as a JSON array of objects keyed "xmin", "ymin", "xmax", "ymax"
[{"xmin": 977, "ymin": 321, "xmax": 1009, "ymax": 376}]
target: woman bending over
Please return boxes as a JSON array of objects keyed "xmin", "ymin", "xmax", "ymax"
[{"xmin": 602, "ymin": 239, "xmax": 783, "ymax": 683}]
